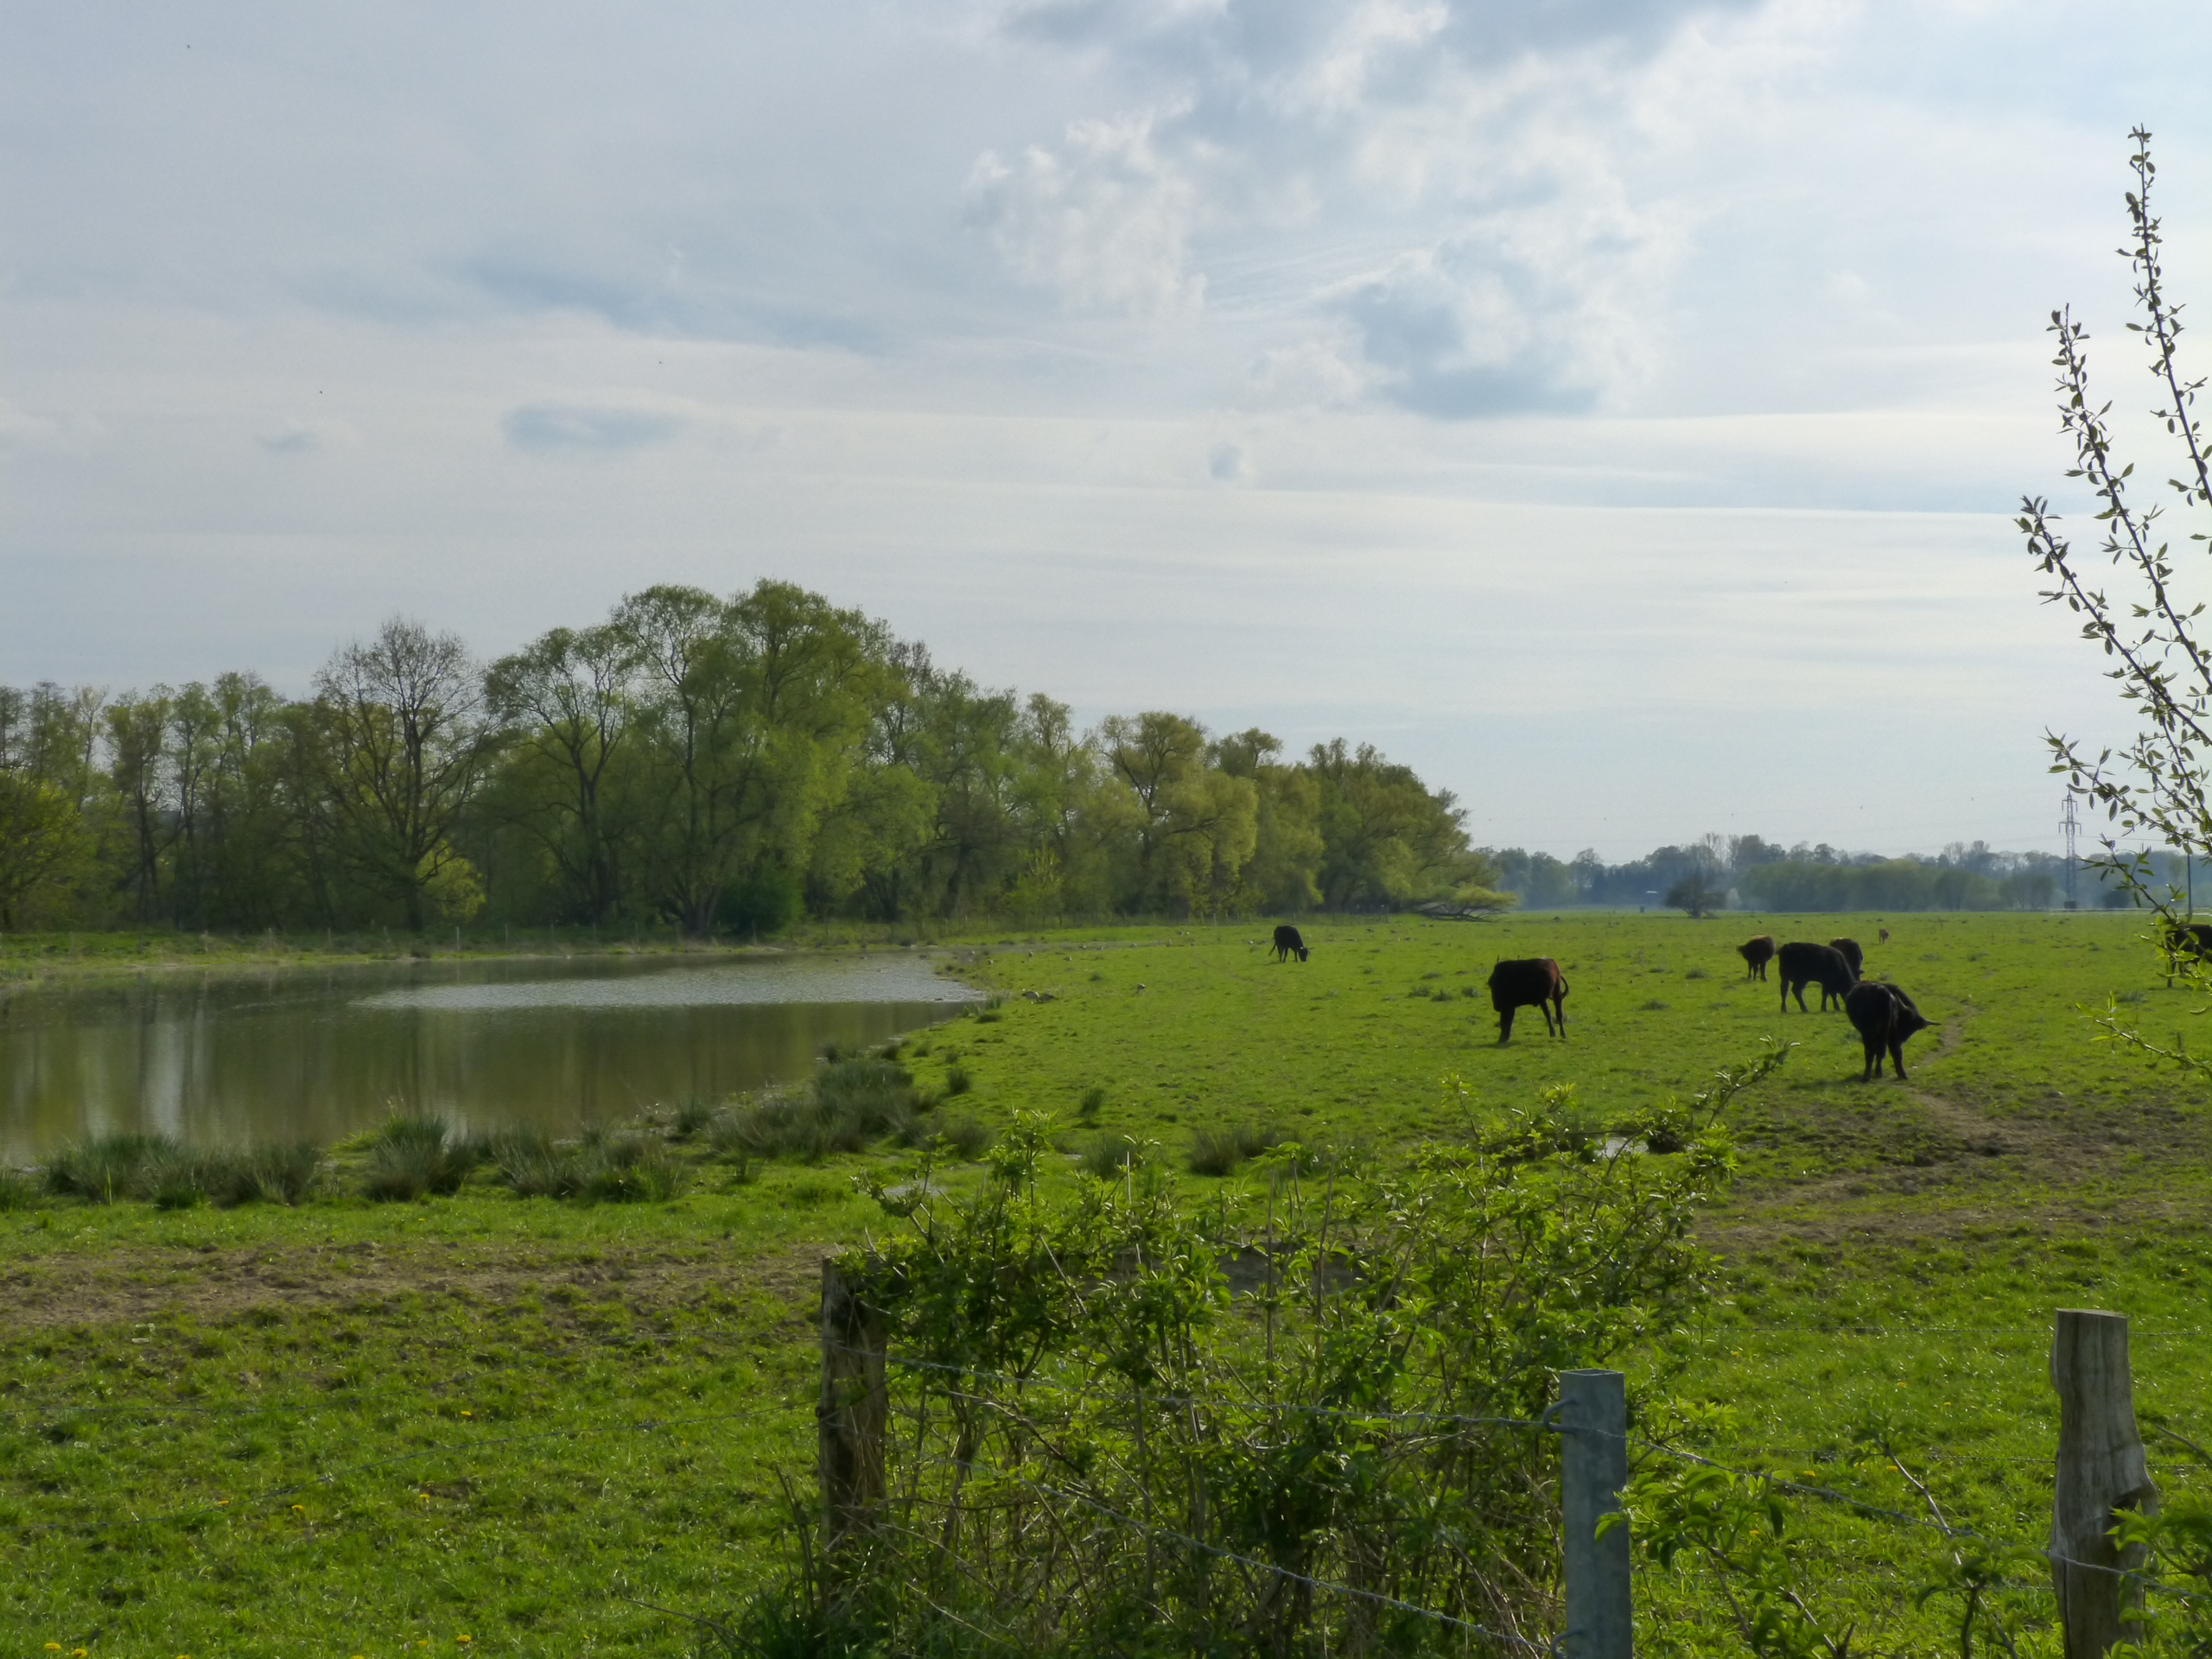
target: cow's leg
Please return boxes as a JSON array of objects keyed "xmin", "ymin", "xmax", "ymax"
[
  {"xmin": 1497, "ymin": 1007, "xmax": 1516, "ymax": 1044},
  {"xmin": 1890, "ymin": 1040, "xmax": 1908, "ymax": 1079},
  {"xmin": 1862, "ymin": 1040, "xmax": 1878, "ymax": 1082},
  {"xmin": 1554, "ymin": 995, "xmax": 1567, "ymax": 1039}
]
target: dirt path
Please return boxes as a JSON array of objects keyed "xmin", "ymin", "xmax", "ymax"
[{"xmin": 1703, "ymin": 997, "xmax": 2212, "ymax": 1254}]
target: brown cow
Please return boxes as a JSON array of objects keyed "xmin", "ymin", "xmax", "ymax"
[
  {"xmin": 1845, "ymin": 981, "xmax": 1931, "ymax": 1079},
  {"xmin": 1828, "ymin": 937, "xmax": 1865, "ymax": 978},
  {"xmin": 1777, "ymin": 941, "xmax": 1856, "ymax": 1013},
  {"xmin": 1737, "ymin": 935, "xmax": 1776, "ymax": 981},
  {"xmin": 1489, "ymin": 957, "xmax": 1567, "ymax": 1042}
]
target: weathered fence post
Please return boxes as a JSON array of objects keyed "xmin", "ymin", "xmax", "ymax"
[
  {"xmin": 818, "ymin": 1256, "xmax": 887, "ymax": 1553},
  {"xmin": 2051, "ymin": 1309, "xmax": 2157, "ymax": 1658},
  {"xmin": 1560, "ymin": 1368, "xmax": 1632, "ymax": 1659}
]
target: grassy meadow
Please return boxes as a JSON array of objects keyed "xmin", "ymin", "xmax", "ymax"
[{"xmin": 6, "ymin": 908, "xmax": 2212, "ymax": 1653}]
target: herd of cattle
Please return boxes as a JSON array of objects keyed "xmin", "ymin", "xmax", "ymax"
[{"xmin": 1266, "ymin": 923, "xmax": 1929, "ymax": 1081}]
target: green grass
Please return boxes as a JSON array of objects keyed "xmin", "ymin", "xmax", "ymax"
[{"xmin": 4, "ymin": 908, "xmax": 2209, "ymax": 1651}]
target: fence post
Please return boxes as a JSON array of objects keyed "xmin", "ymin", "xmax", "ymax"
[
  {"xmin": 2051, "ymin": 1309, "xmax": 2158, "ymax": 1658},
  {"xmin": 1560, "ymin": 1369, "xmax": 1632, "ymax": 1659},
  {"xmin": 818, "ymin": 1256, "xmax": 887, "ymax": 1554}
]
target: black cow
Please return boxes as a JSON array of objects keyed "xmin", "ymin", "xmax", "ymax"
[
  {"xmin": 1737, "ymin": 935, "xmax": 1776, "ymax": 981},
  {"xmin": 1271, "ymin": 924, "xmax": 1309, "ymax": 963},
  {"xmin": 1489, "ymin": 957, "xmax": 1567, "ymax": 1042},
  {"xmin": 1845, "ymin": 981, "xmax": 1931, "ymax": 1080},
  {"xmin": 1828, "ymin": 937, "xmax": 1865, "ymax": 979},
  {"xmin": 2165, "ymin": 921, "xmax": 2212, "ymax": 958},
  {"xmin": 1777, "ymin": 941, "xmax": 1856, "ymax": 1013}
]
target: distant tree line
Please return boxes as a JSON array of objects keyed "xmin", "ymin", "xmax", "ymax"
[
  {"xmin": 0, "ymin": 581, "xmax": 1506, "ymax": 935},
  {"xmin": 1483, "ymin": 834, "xmax": 2129, "ymax": 913}
]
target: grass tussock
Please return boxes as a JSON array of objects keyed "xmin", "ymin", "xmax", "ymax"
[
  {"xmin": 0, "ymin": 1166, "xmax": 36, "ymax": 1211},
  {"xmin": 361, "ymin": 1115, "xmax": 481, "ymax": 1202},
  {"xmin": 698, "ymin": 1057, "xmax": 990, "ymax": 1166},
  {"xmin": 1077, "ymin": 1133, "xmax": 1147, "ymax": 1180},
  {"xmin": 1185, "ymin": 1122, "xmax": 1286, "ymax": 1177},
  {"xmin": 44, "ymin": 1133, "xmax": 324, "ymax": 1207}
]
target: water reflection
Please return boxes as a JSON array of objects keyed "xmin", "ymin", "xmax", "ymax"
[{"xmin": 0, "ymin": 953, "xmax": 976, "ymax": 1161}]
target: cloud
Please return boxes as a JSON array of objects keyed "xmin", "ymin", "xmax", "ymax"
[
  {"xmin": 966, "ymin": 109, "xmax": 1208, "ymax": 315},
  {"xmin": 501, "ymin": 403, "xmax": 688, "ymax": 454},
  {"xmin": 1208, "ymin": 439, "xmax": 1246, "ymax": 480},
  {"xmin": 257, "ymin": 419, "xmax": 356, "ymax": 455}
]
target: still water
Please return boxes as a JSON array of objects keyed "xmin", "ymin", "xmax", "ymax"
[{"xmin": 0, "ymin": 952, "xmax": 978, "ymax": 1162}]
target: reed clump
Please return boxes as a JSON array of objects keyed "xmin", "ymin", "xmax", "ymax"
[
  {"xmin": 361, "ymin": 1115, "xmax": 480, "ymax": 1202},
  {"xmin": 44, "ymin": 1132, "xmax": 325, "ymax": 1206}
]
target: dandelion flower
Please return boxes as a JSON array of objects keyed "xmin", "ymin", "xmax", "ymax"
[
  {"xmin": 45, "ymin": 1645, "xmax": 62, "ymax": 1652},
  {"xmin": 461, "ymin": 1410, "xmax": 472, "ymax": 1418},
  {"xmin": 291, "ymin": 1503, "xmax": 306, "ymax": 1512},
  {"xmin": 73, "ymin": 1649, "xmax": 88, "ymax": 1656}
]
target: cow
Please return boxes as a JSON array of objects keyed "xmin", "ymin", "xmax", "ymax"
[
  {"xmin": 1489, "ymin": 957, "xmax": 1567, "ymax": 1042},
  {"xmin": 1271, "ymin": 924, "xmax": 1310, "ymax": 963},
  {"xmin": 1777, "ymin": 941, "xmax": 1856, "ymax": 1013},
  {"xmin": 1828, "ymin": 937, "xmax": 1865, "ymax": 979},
  {"xmin": 2165, "ymin": 921, "xmax": 2212, "ymax": 958},
  {"xmin": 1878, "ymin": 927, "xmax": 1891, "ymax": 944},
  {"xmin": 1845, "ymin": 981, "xmax": 1931, "ymax": 1080},
  {"xmin": 1737, "ymin": 935, "xmax": 1776, "ymax": 980}
]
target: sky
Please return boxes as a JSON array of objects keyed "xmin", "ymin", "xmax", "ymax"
[{"xmin": 4, "ymin": 0, "xmax": 2210, "ymax": 861}]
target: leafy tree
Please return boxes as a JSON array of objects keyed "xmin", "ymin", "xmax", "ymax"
[
  {"xmin": 311, "ymin": 617, "xmax": 499, "ymax": 931},
  {"xmin": 484, "ymin": 623, "xmax": 639, "ymax": 923}
]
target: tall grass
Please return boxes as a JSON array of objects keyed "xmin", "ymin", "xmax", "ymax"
[
  {"xmin": 43, "ymin": 1133, "xmax": 324, "ymax": 1206},
  {"xmin": 702, "ymin": 1057, "xmax": 970, "ymax": 1165},
  {"xmin": 1186, "ymin": 1122, "xmax": 1284, "ymax": 1177},
  {"xmin": 361, "ymin": 1115, "xmax": 480, "ymax": 1201}
]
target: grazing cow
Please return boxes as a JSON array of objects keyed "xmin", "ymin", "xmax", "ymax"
[
  {"xmin": 1489, "ymin": 957, "xmax": 1568, "ymax": 1042},
  {"xmin": 2165, "ymin": 921, "xmax": 2212, "ymax": 958},
  {"xmin": 1845, "ymin": 982, "xmax": 1931, "ymax": 1080},
  {"xmin": 1828, "ymin": 937, "xmax": 1865, "ymax": 979},
  {"xmin": 1737, "ymin": 935, "xmax": 1776, "ymax": 980},
  {"xmin": 1271, "ymin": 924, "xmax": 1310, "ymax": 963},
  {"xmin": 1777, "ymin": 942, "xmax": 1857, "ymax": 1013}
]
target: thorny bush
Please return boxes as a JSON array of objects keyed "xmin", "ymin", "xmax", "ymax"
[{"xmin": 728, "ymin": 1046, "xmax": 1784, "ymax": 1658}]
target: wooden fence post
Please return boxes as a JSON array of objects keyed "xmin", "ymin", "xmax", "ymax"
[
  {"xmin": 1560, "ymin": 1368, "xmax": 1633, "ymax": 1659},
  {"xmin": 2051, "ymin": 1309, "xmax": 2158, "ymax": 1658},
  {"xmin": 819, "ymin": 1256, "xmax": 887, "ymax": 1553}
]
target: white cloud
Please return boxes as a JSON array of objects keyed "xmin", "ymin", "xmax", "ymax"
[{"xmin": 966, "ymin": 109, "xmax": 1210, "ymax": 315}]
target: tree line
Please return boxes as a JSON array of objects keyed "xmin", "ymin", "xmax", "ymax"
[
  {"xmin": 0, "ymin": 580, "xmax": 1501, "ymax": 935},
  {"xmin": 1486, "ymin": 834, "xmax": 2101, "ymax": 913}
]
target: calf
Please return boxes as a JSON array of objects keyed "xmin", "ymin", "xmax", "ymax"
[
  {"xmin": 1737, "ymin": 935, "xmax": 1776, "ymax": 981},
  {"xmin": 1777, "ymin": 941, "xmax": 1856, "ymax": 1013},
  {"xmin": 1489, "ymin": 957, "xmax": 1567, "ymax": 1042},
  {"xmin": 1845, "ymin": 982, "xmax": 1931, "ymax": 1080},
  {"xmin": 1271, "ymin": 924, "xmax": 1310, "ymax": 963},
  {"xmin": 1828, "ymin": 937, "xmax": 1865, "ymax": 979}
]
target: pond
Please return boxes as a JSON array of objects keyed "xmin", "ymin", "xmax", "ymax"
[{"xmin": 0, "ymin": 951, "xmax": 979, "ymax": 1162}]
